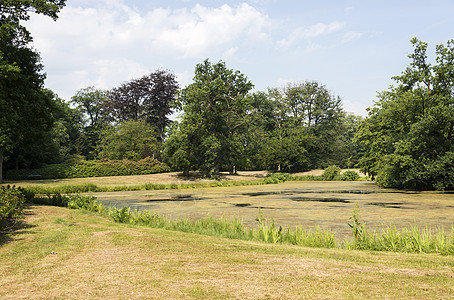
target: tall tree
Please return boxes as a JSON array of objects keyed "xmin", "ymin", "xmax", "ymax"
[
  {"xmin": 0, "ymin": 0, "xmax": 66, "ymax": 182},
  {"xmin": 165, "ymin": 59, "xmax": 253, "ymax": 175},
  {"xmin": 105, "ymin": 70, "xmax": 179, "ymax": 142},
  {"xmin": 257, "ymin": 82, "xmax": 345, "ymax": 171},
  {"xmin": 71, "ymin": 87, "xmax": 108, "ymax": 159},
  {"xmin": 355, "ymin": 38, "xmax": 454, "ymax": 190}
]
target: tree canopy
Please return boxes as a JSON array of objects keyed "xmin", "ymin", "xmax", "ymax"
[
  {"xmin": 104, "ymin": 70, "xmax": 179, "ymax": 142},
  {"xmin": 355, "ymin": 38, "xmax": 454, "ymax": 190},
  {"xmin": 165, "ymin": 59, "xmax": 253, "ymax": 175},
  {"xmin": 0, "ymin": 0, "xmax": 66, "ymax": 182}
]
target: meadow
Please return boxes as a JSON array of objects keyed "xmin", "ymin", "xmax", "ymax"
[
  {"xmin": 1, "ymin": 172, "xmax": 454, "ymax": 298},
  {"xmin": 0, "ymin": 205, "xmax": 453, "ymax": 299}
]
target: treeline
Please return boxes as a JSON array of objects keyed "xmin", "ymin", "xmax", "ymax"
[
  {"xmin": 3, "ymin": 1, "xmax": 454, "ymax": 189},
  {"xmin": 1, "ymin": 60, "xmax": 363, "ymax": 179}
]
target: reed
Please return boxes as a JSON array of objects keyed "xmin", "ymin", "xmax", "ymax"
[{"xmin": 26, "ymin": 193, "xmax": 454, "ymax": 255}]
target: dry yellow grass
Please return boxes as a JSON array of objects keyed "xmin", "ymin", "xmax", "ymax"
[
  {"xmin": 1, "ymin": 171, "xmax": 268, "ymax": 188},
  {"xmin": 0, "ymin": 205, "xmax": 453, "ymax": 299}
]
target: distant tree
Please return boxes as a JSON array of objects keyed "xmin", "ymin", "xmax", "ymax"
[
  {"xmin": 337, "ymin": 114, "xmax": 364, "ymax": 168},
  {"xmin": 355, "ymin": 38, "xmax": 454, "ymax": 190},
  {"xmin": 0, "ymin": 0, "xmax": 66, "ymax": 182},
  {"xmin": 249, "ymin": 82, "xmax": 345, "ymax": 171},
  {"xmin": 165, "ymin": 59, "xmax": 253, "ymax": 175},
  {"xmin": 71, "ymin": 87, "xmax": 107, "ymax": 128},
  {"xmin": 52, "ymin": 93, "xmax": 83, "ymax": 159},
  {"xmin": 71, "ymin": 87, "xmax": 108, "ymax": 159},
  {"xmin": 98, "ymin": 120, "xmax": 160, "ymax": 161},
  {"xmin": 105, "ymin": 70, "xmax": 179, "ymax": 142}
]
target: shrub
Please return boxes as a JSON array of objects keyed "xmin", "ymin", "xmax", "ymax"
[
  {"xmin": 338, "ymin": 170, "xmax": 360, "ymax": 181},
  {"xmin": 322, "ymin": 165, "xmax": 341, "ymax": 181},
  {"xmin": 264, "ymin": 173, "xmax": 292, "ymax": 183},
  {"xmin": 6, "ymin": 157, "xmax": 170, "ymax": 180},
  {"xmin": 0, "ymin": 186, "xmax": 26, "ymax": 231}
]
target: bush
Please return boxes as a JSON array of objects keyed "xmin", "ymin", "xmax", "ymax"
[
  {"xmin": 322, "ymin": 165, "xmax": 341, "ymax": 181},
  {"xmin": 338, "ymin": 170, "xmax": 360, "ymax": 181},
  {"xmin": 0, "ymin": 186, "xmax": 26, "ymax": 231},
  {"xmin": 6, "ymin": 157, "xmax": 171, "ymax": 180},
  {"xmin": 264, "ymin": 173, "xmax": 292, "ymax": 184}
]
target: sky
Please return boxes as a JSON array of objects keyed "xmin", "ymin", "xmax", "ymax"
[{"xmin": 26, "ymin": 0, "xmax": 454, "ymax": 116}]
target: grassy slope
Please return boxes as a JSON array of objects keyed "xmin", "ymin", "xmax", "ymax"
[{"xmin": 1, "ymin": 205, "xmax": 453, "ymax": 299}]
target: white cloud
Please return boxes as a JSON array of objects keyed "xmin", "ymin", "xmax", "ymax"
[
  {"xmin": 147, "ymin": 3, "xmax": 268, "ymax": 57},
  {"xmin": 342, "ymin": 31, "xmax": 363, "ymax": 43},
  {"xmin": 278, "ymin": 21, "xmax": 346, "ymax": 48},
  {"xmin": 223, "ymin": 47, "xmax": 239, "ymax": 58},
  {"xmin": 26, "ymin": 1, "xmax": 270, "ymax": 99}
]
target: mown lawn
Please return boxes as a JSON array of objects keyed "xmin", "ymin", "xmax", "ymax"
[{"xmin": 0, "ymin": 205, "xmax": 453, "ymax": 299}]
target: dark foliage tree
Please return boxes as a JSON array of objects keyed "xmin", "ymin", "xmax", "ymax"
[
  {"xmin": 355, "ymin": 38, "xmax": 454, "ymax": 190},
  {"xmin": 105, "ymin": 70, "xmax": 179, "ymax": 142}
]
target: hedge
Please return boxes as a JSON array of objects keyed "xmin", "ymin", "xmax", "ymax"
[{"xmin": 6, "ymin": 157, "xmax": 170, "ymax": 180}]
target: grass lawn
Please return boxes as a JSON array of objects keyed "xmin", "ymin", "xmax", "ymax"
[{"xmin": 1, "ymin": 205, "xmax": 453, "ymax": 299}]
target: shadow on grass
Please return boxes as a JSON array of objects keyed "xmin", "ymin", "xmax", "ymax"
[{"xmin": 0, "ymin": 206, "xmax": 37, "ymax": 247}]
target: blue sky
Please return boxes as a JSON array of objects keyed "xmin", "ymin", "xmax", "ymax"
[{"xmin": 26, "ymin": 0, "xmax": 454, "ymax": 115}]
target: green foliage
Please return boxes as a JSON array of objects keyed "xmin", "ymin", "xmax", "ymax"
[
  {"xmin": 0, "ymin": 0, "xmax": 66, "ymax": 183},
  {"xmin": 108, "ymin": 207, "xmax": 132, "ymax": 223},
  {"xmin": 66, "ymin": 194, "xmax": 106, "ymax": 213},
  {"xmin": 165, "ymin": 59, "xmax": 253, "ymax": 175},
  {"xmin": 322, "ymin": 165, "xmax": 341, "ymax": 180},
  {"xmin": 6, "ymin": 157, "xmax": 170, "ymax": 180},
  {"xmin": 0, "ymin": 186, "xmax": 25, "ymax": 231},
  {"xmin": 70, "ymin": 87, "xmax": 108, "ymax": 159},
  {"xmin": 338, "ymin": 170, "xmax": 360, "ymax": 181},
  {"xmin": 97, "ymin": 120, "xmax": 160, "ymax": 161},
  {"xmin": 346, "ymin": 206, "xmax": 454, "ymax": 255},
  {"xmin": 264, "ymin": 172, "xmax": 292, "ymax": 184},
  {"xmin": 356, "ymin": 38, "xmax": 454, "ymax": 190}
]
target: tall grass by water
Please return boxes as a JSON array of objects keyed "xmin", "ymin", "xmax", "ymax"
[
  {"xmin": 23, "ymin": 179, "xmax": 270, "ymax": 195},
  {"xmin": 20, "ymin": 172, "xmax": 367, "ymax": 195},
  {"xmin": 29, "ymin": 193, "xmax": 454, "ymax": 255}
]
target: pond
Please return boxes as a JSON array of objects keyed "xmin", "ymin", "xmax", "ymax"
[{"xmin": 92, "ymin": 181, "xmax": 454, "ymax": 238}]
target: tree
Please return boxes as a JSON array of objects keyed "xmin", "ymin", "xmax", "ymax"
[
  {"xmin": 52, "ymin": 92, "xmax": 83, "ymax": 159},
  {"xmin": 249, "ymin": 82, "xmax": 345, "ymax": 172},
  {"xmin": 355, "ymin": 38, "xmax": 454, "ymax": 190},
  {"xmin": 71, "ymin": 87, "xmax": 108, "ymax": 159},
  {"xmin": 165, "ymin": 59, "xmax": 253, "ymax": 175},
  {"xmin": 105, "ymin": 70, "xmax": 179, "ymax": 142},
  {"xmin": 0, "ymin": 0, "xmax": 66, "ymax": 182},
  {"xmin": 97, "ymin": 120, "xmax": 160, "ymax": 161},
  {"xmin": 3, "ymin": 90, "xmax": 81, "ymax": 172}
]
